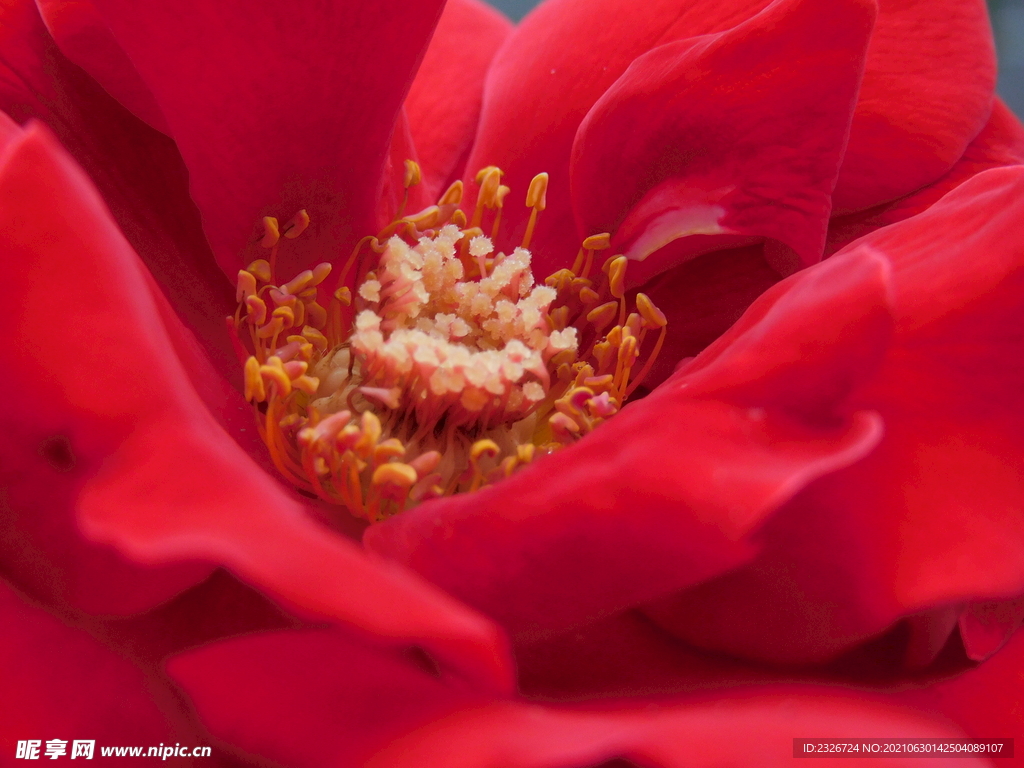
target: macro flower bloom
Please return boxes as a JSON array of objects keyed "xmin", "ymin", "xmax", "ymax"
[{"xmin": 1, "ymin": 0, "xmax": 1023, "ymax": 764}]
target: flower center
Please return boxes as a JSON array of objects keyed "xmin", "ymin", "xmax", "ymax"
[{"xmin": 230, "ymin": 164, "xmax": 667, "ymax": 522}]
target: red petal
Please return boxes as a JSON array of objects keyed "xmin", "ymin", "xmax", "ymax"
[
  {"xmin": 368, "ymin": 694, "xmax": 984, "ymax": 768},
  {"xmin": 0, "ymin": 123, "xmax": 513, "ymax": 691},
  {"xmin": 0, "ymin": 0, "xmax": 239, "ymax": 395},
  {"xmin": 89, "ymin": 0, "xmax": 446, "ymax": 280},
  {"xmin": 365, "ymin": 248, "xmax": 890, "ymax": 641},
  {"xmin": 637, "ymin": 245, "xmax": 781, "ymax": 389},
  {"xmin": 958, "ymin": 597, "xmax": 1024, "ymax": 662},
  {"xmin": 463, "ymin": 0, "xmax": 776, "ymax": 274},
  {"xmin": 571, "ymin": 0, "xmax": 875, "ymax": 282},
  {"xmin": 827, "ymin": 98, "xmax": 1024, "ymax": 255},
  {"xmin": 0, "ymin": 579, "xmax": 183, "ymax": 746},
  {"xmin": 405, "ymin": 0, "xmax": 512, "ymax": 200},
  {"xmin": 898, "ymin": 628, "xmax": 1024, "ymax": 747},
  {"xmin": 168, "ymin": 628, "xmax": 486, "ymax": 767},
  {"xmin": 645, "ymin": 166, "xmax": 1024, "ymax": 664},
  {"xmin": 35, "ymin": 0, "xmax": 169, "ymax": 133},
  {"xmin": 831, "ymin": 0, "xmax": 996, "ymax": 212}
]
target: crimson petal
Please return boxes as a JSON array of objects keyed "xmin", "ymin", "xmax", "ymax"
[
  {"xmin": 645, "ymin": 166, "xmax": 1024, "ymax": 664},
  {"xmin": 831, "ymin": 0, "xmax": 995, "ymax": 213},
  {"xmin": 571, "ymin": 0, "xmax": 875, "ymax": 283},
  {"xmin": 0, "ymin": 579, "xmax": 184, "ymax": 748},
  {"xmin": 88, "ymin": 0, "xmax": 446, "ymax": 280},
  {"xmin": 405, "ymin": 0, "xmax": 512, "ymax": 201},
  {"xmin": 366, "ymin": 248, "xmax": 890, "ymax": 641},
  {"xmin": 0, "ymin": 123, "xmax": 512, "ymax": 691}
]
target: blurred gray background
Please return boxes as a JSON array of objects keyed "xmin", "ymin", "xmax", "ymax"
[{"xmin": 487, "ymin": 0, "xmax": 1024, "ymax": 117}]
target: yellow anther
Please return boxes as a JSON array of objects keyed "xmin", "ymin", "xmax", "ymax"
[
  {"xmin": 584, "ymin": 374, "xmax": 615, "ymax": 390},
  {"xmin": 516, "ymin": 444, "xmax": 535, "ymax": 464},
  {"xmin": 283, "ymin": 209, "xmax": 310, "ymax": 239},
  {"xmin": 586, "ymin": 301, "xmax": 618, "ymax": 331},
  {"xmin": 372, "ymin": 461, "xmax": 418, "ymax": 489},
  {"xmin": 301, "ymin": 325, "xmax": 329, "ymax": 352},
  {"xmin": 282, "ymin": 269, "xmax": 314, "ymax": 295},
  {"xmin": 607, "ymin": 256, "xmax": 628, "ymax": 299},
  {"xmin": 261, "ymin": 217, "xmax": 280, "ymax": 248},
  {"xmin": 305, "ymin": 302, "xmax": 328, "ymax": 329},
  {"xmin": 475, "ymin": 166, "xmax": 504, "ymax": 210},
  {"xmin": 475, "ymin": 165, "xmax": 502, "ymax": 185},
  {"xmin": 293, "ymin": 375, "xmax": 320, "ymax": 395},
  {"xmin": 582, "ymin": 233, "xmax": 611, "ymax": 251},
  {"xmin": 236, "ymin": 270, "xmax": 257, "ymax": 302},
  {"xmin": 403, "ymin": 159, "xmax": 422, "ymax": 188},
  {"xmin": 526, "ymin": 172, "xmax": 548, "ymax": 210},
  {"xmin": 284, "ymin": 336, "xmax": 314, "ymax": 361},
  {"xmin": 271, "ymin": 305, "xmax": 295, "ymax": 329},
  {"xmin": 259, "ymin": 356, "xmax": 291, "ymax": 397},
  {"xmin": 470, "ymin": 439, "xmax": 500, "ymax": 464},
  {"xmin": 355, "ymin": 410, "xmax": 383, "ymax": 455},
  {"xmin": 606, "ymin": 325, "xmax": 623, "ymax": 348},
  {"xmin": 549, "ymin": 305, "xmax": 570, "ymax": 331},
  {"xmin": 283, "ymin": 360, "xmax": 308, "ymax": 379},
  {"xmin": 311, "ymin": 262, "xmax": 332, "ymax": 285},
  {"xmin": 255, "ymin": 316, "xmax": 285, "ymax": 339},
  {"xmin": 579, "ymin": 286, "xmax": 600, "ymax": 304},
  {"xmin": 451, "ymin": 209, "xmax": 468, "ymax": 227},
  {"xmin": 439, "ymin": 180, "xmax": 464, "ymax": 206},
  {"xmin": 247, "ymin": 259, "xmax": 273, "ymax": 283},
  {"xmin": 243, "ymin": 356, "xmax": 265, "ymax": 402},
  {"xmin": 549, "ymin": 412, "xmax": 581, "ymax": 441},
  {"xmin": 544, "ymin": 269, "xmax": 574, "ymax": 291},
  {"xmin": 635, "ymin": 293, "xmax": 667, "ymax": 328},
  {"xmin": 373, "ymin": 438, "xmax": 407, "ymax": 463},
  {"xmin": 334, "ymin": 287, "xmax": 352, "ymax": 307},
  {"xmin": 405, "ymin": 206, "xmax": 441, "ymax": 229},
  {"xmin": 619, "ymin": 334, "xmax": 639, "ymax": 367},
  {"xmin": 409, "ymin": 451, "xmax": 442, "ymax": 476},
  {"xmin": 494, "ymin": 185, "xmax": 511, "ymax": 207}
]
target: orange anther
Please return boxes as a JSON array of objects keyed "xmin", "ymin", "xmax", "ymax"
[
  {"xmin": 403, "ymin": 159, "xmax": 422, "ymax": 188},
  {"xmin": 293, "ymin": 375, "xmax": 319, "ymax": 395},
  {"xmin": 450, "ymin": 209, "xmax": 468, "ymax": 227},
  {"xmin": 635, "ymin": 293, "xmax": 667, "ymax": 328},
  {"xmin": 259, "ymin": 356, "xmax": 291, "ymax": 397},
  {"xmin": 372, "ymin": 462, "xmax": 418, "ymax": 489},
  {"xmin": 607, "ymin": 256, "xmax": 628, "ymax": 299},
  {"xmin": 301, "ymin": 325, "xmax": 329, "ymax": 352},
  {"xmin": 409, "ymin": 450, "xmax": 442, "ymax": 476},
  {"xmin": 247, "ymin": 259, "xmax": 273, "ymax": 283},
  {"xmin": 236, "ymin": 270, "xmax": 257, "ymax": 302},
  {"xmin": 243, "ymin": 356, "xmax": 265, "ymax": 402},
  {"xmin": 283, "ymin": 360, "xmax": 308, "ymax": 379},
  {"xmin": 470, "ymin": 439, "xmax": 500, "ymax": 464},
  {"xmin": 405, "ymin": 206, "xmax": 441, "ymax": 229},
  {"xmin": 526, "ymin": 172, "xmax": 548, "ymax": 210},
  {"xmin": 271, "ymin": 305, "xmax": 295, "ymax": 329},
  {"xmin": 282, "ymin": 269, "xmax": 314, "ymax": 295},
  {"xmin": 305, "ymin": 302, "xmax": 328, "ymax": 329},
  {"xmin": 255, "ymin": 316, "xmax": 285, "ymax": 339},
  {"xmin": 439, "ymin": 180, "xmax": 464, "ymax": 206},
  {"xmin": 578, "ymin": 286, "xmax": 600, "ymax": 305},
  {"xmin": 283, "ymin": 209, "xmax": 310, "ymax": 239},
  {"xmin": 261, "ymin": 217, "xmax": 280, "ymax": 248},
  {"xmin": 334, "ymin": 287, "xmax": 352, "ymax": 307},
  {"xmin": 586, "ymin": 301, "xmax": 618, "ymax": 331},
  {"xmin": 373, "ymin": 438, "xmax": 407, "ymax": 463},
  {"xmin": 582, "ymin": 232, "xmax": 611, "ymax": 250}
]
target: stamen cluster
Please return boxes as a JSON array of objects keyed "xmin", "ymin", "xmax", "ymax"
[{"xmin": 231, "ymin": 165, "xmax": 667, "ymax": 521}]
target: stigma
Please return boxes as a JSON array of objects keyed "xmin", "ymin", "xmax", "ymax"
[{"xmin": 230, "ymin": 164, "xmax": 667, "ymax": 522}]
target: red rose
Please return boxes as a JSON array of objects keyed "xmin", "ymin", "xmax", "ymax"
[{"xmin": 1, "ymin": 0, "xmax": 1022, "ymax": 764}]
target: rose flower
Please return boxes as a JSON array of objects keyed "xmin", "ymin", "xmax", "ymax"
[{"xmin": 1, "ymin": 0, "xmax": 1022, "ymax": 764}]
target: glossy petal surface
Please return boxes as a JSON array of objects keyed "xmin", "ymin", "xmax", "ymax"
[
  {"xmin": 89, "ymin": 0, "xmax": 446, "ymax": 279},
  {"xmin": 646, "ymin": 166, "xmax": 1024, "ymax": 664},
  {"xmin": 367, "ymin": 249, "xmax": 891, "ymax": 640},
  {"xmin": 0, "ymin": 123, "xmax": 512, "ymax": 691},
  {"xmin": 572, "ymin": 0, "xmax": 874, "ymax": 281}
]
